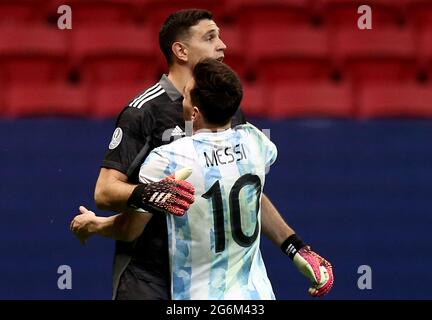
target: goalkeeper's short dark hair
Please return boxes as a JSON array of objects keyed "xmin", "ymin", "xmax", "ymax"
[
  {"xmin": 191, "ymin": 58, "xmax": 243, "ymax": 126},
  {"xmin": 159, "ymin": 9, "xmax": 213, "ymax": 66}
]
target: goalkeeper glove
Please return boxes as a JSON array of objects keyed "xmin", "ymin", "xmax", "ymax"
[
  {"xmin": 127, "ymin": 169, "xmax": 195, "ymax": 216},
  {"xmin": 281, "ymin": 234, "xmax": 334, "ymax": 297}
]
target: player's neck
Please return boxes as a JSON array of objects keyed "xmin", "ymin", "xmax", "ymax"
[
  {"xmin": 194, "ymin": 120, "xmax": 231, "ymax": 133},
  {"xmin": 167, "ymin": 65, "xmax": 192, "ymax": 96}
]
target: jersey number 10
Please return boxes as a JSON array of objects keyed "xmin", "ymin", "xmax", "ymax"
[{"xmin": 202, "ymin": 174, "xmax": 261, "ymax": 253}]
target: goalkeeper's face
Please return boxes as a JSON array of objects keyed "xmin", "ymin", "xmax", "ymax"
[{"xmin": 183, "ymin": 19, "xmax": 227, "ymax": 67}]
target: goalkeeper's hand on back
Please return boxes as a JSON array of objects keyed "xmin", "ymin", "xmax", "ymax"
[
  {"xmin": 281, "ymin": 234, "xmax": 334, "ymax": 297},
  {"xmin": 127, "ymin": 168, "xmax": 195, "ymax": 217}
]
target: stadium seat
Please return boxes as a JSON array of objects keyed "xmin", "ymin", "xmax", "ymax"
[
  {"xmin": 249, "ymin": 26, "xmax": 327, "ymax": 61},
  {"xmin": 358, "ymin": 83, "xmax": 432, "ymax": 118},
  {"xmin": 417, "ymin": 25, "xmax": 432, "ymax": 63},
  {"xmin": 5, "ymin": 84, "xmax": 88, "ymax": 117},
  {"xmin": 0, "ymin": 79, "xmax": 5, "ymax": 116},
  {"xmin": 331, "ymin": 27, "xmax": 415, "ymax": 63},
  {"xmin": 316, "ymin": 0, "xmax": 410, "ymax": 8},
  {"xmin": 270, "ymin": 81, "xmax": 353, "ymax": 118},
  {"xmin": 218, "ymin": 25, "xmax": 248, "ymax": 80},
  {"xmin": 248, "ymin": 26, "xmax": 330, "ymax": 82},
  {"xmin": 46, "ymin": 0, "xmax": 136, "ymax": 26},
  {"xmin": 407, "ymin": 1, "xmax": 432, "ymax": 29},
  {"xmin": 142, "ymin": 0, "xmax": 224, "ymax": 31},
  {"xmin": 230, "ymin": 0, "xmax": 312, "ymax": 27},
  {"xmin": 318, "ymin": 0, "xmax": 406, "ymax": 28},
  {"xmin": 70, "ymin": 26, "xmax": 157, "ymax": 84},
  {"xmin": 0, "ymin": 26, "xmax": 68, "ymax": 84},
  {"xmin": 240, "ymin": 83, "xmax": 268, "ymax": 117},
  {"xmin": 257, "ymin": 59, "xmax": 333, "ymax": 84},
  {"xmin": 90, "ymin": 82, "xmax": 155, "ymax": 118},
  {"xmin": 228, "ymin": 0, "xmax": 309, "ymax": 8},
  {"xmin": 0, "ymin": 0, "xmax": 43, "ymax": 25},
  {"xmin": 344, "ymin": 59, "xmax": 417, "ymax": 85}
]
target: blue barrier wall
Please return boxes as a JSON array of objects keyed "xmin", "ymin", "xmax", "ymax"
[{"xmin": 1, "ymin": 118, "xmax": 431, "ymax": 299}]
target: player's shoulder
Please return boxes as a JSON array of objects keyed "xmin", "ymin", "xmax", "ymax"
[
  {"xmin": 234, "ymin": 122, "xmax": 274, "ymax": 146},
  {"xmin": 234, "ymin": 122, "xmax": 264, "ymax": 137},
  {"xmin": 114, "ymin": 81, "xmax": 169, "ymax": 124},
  {"xmin": 126, "ymin": 82, "xmax": 169, "ymax": 111},
  {"xmin": 151, "ymin": 136, "xmax": 193, "ymax": 156}
]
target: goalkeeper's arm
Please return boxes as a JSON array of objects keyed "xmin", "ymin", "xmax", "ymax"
[
  {"xmin": 95, "ymin": 168, "xmax": 194, "ymax": 216},
  {"xmin": 70, "ymin": 206, "xmax": 151, "ymax": 243},
  {"xmin": 261, "ymin": 194, "xmax": 334, "ymax": 297}
]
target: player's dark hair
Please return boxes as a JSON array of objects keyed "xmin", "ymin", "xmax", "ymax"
[
  {"xmin": 191, "ymin": 58, "xmax": 243, "ymax": 126},
  {"xmin": 159, "ymin": 9, "xmax": 213, "ymax": 66}
]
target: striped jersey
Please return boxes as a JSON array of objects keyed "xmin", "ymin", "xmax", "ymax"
[{"xmin": 138, "ymin": 123, "xmax": 277, "ymax": 300}]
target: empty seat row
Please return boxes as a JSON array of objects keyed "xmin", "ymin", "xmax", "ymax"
[
  {"xmin": 2, "ymin": 56, "xmax": 431, "ymax": 87},
  {"xmin": 1, "ymin": 24, "xmax": 432, "ymax": 85},
  {"xmin": 0, "ymin": 23, "xmax": 429, "ymax": 60},
  {"xmin": 235, "ymin": 81, "xmax": 432, "ymax": 119},
  {"xmin": 2, "ymin": 81, "xmax": 432, "ymax": 119},
  {"xmin": 1, "ymin": 0, "xmax": 432, "ymax": 27}
]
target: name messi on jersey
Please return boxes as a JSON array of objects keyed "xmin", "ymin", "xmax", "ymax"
[{"xmin": 204, "ymin": 144, "xmax": 247, "ymax": 167}]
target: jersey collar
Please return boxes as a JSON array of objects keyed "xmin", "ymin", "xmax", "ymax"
[{"xmin": 159, "ymin": 74, "xmax": 182, "ymax": 102}]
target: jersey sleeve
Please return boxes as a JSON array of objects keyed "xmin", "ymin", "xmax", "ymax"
[
  {"xmin": 138, "ymin": 148, "xmax": 172, "ymax": 184},
  {"xmin": 101, "ymin": 106, "xmax": 154, "ymax": 175},
  {"xmin": 247, "ymin": 123, "xmax": 278, "ymax": 167}
]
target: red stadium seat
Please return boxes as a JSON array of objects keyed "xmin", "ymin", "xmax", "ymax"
[
  {"xmin": 5, "ymin": 84, "xmax": 88, "ymax": 117},
  {"xmin": 90, "ymin": 82, "xmax": 155, "ymax": 118},
  {"xmin": 228, "ymin": 0, "xmax": 309, "ymax": 9},
  {"xmin": 218, "ymin": 25, "xmax": 248, "ymax": 80},
  {"xmin": 345, "ymin": 59, "xmax": 417, "ymax": 85},
  {"xmin": 248, "ymin": 26, "xmax": 330, "ymax": 82},
  {"xmin": 0, "ymin": 78, "xmax": 5, "ymax": 116},
  {"xmin": 0, "ymin": 26, "xmax": 68, "ymax": 84},
  {"xmin": 70, "ymin": 26, "xmax": 157, "ymax": 84},
  {"xmin": 0, "ymin": 0, "xmax": 43, "ymax": 25},
  {"xmin": 417, "ymin": 25, "xmax": 432, "ymax": 63},
  {"xmin": 331, "ymin": 26, "xmax": 416, "ymax": 85},
  {"xmin": 249, "ymin": 26, "xmax": 328, "ymax": 61},
  {"xmin": 240, "ymin": 83, "xmax": 268, "ymax": 117},
  {"xmin": 256, "ymin": 58, "xmax": 334, "ymax": 84},
  {"xmin": 270, "ymin": 82, "xmax": 353, "ymax": 118},
  {"xmin": 408, "ymin": 1, "xmax": 432, "ymax": 29},
  {"xmin": 358, "ymin": 83, "xmax": 432, "ymax": 118},
  {"xmin": 142, "ymin": 0, "xmax": 224, "ymax": 32},
  {"xmin": 316, "ymin": 0, "xmax": 410, "ymax": 8},
  {"xmin": 230, "ymin": 0, "xmax": 312, "ymax": 27},
  {"xmin": 331, "ymin": 27, "xmax": 415, "ymax": 63},
  {"xmin": 318, "ymin": 0, "xmax": 406, "ymax": 28}
]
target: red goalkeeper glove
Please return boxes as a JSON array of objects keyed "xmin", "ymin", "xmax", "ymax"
[
  {"xmin": 281, "ymin": 234, "xmax": 334, "ymax": 297},
  {"xmin": 127, "ymin": 168, "xmax": 195, "ymax": 216}
]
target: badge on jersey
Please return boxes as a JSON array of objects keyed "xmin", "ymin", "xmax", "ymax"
[{"xmin": 109, "ymin": 127, "xmax": 123, "ymax": 150}]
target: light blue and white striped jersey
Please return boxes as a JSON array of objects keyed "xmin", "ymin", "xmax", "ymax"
[{"xmin": 139, "ymin": 123, "xmax": 277, "ymax": 300}]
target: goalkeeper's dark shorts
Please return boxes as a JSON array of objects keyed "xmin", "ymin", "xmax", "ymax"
[{"xmin": 115, "ymin": 262, "xmax": 170, "ymax": 300}]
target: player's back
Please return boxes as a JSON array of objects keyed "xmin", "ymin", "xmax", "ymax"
[{"xmin": 139, "ymin": 123, "xmax": 277, "ymax": 300}]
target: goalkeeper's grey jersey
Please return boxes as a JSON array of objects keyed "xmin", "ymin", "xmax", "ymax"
[{"xmin": 139, "ymin": 123, "xmax": 277, "ymax": 300}]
